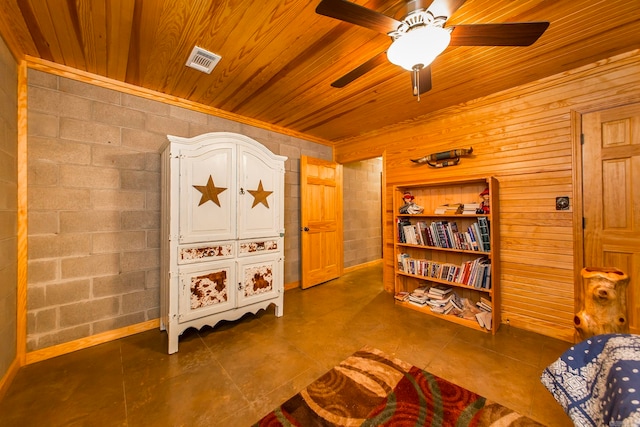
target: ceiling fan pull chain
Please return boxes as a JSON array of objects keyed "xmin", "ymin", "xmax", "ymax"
[{"xmin": 412, "ymin": 66, "xmax": 421, "ymax": 102}]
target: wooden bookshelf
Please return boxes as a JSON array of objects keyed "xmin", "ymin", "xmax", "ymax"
[{"xmin": 393, "ymin": 177, "xmax": 500, "ymax": 334}]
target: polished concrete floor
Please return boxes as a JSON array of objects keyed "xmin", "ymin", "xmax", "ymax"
[{"xmin": 1, "ymin": 263, "xmax": 574, "ymax": 426}]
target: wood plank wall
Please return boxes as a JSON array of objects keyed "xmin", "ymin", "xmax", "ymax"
[{"xmin": 334, "ymin": 49, "xmax": 640, "ymax": 342}]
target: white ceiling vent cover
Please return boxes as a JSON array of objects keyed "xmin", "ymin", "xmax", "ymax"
[{"xmin": 185, "ymin": 46, "xmax": 221, "ymax": 74}]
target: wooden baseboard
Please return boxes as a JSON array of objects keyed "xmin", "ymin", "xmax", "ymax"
[
  {"xmin": 25, "ymin": 319, "xmax": 160, "ymax": 365},
  {"xmin": 284, "ymin": 281, "xmax": 299, "ymax": 291},
  {"xmin": 0, "ymin": 357, "xmax": 20, "ymax": 400},
  {"xmin": 343, "ymin": 258, "xmax": 383, "ymax": 273}
]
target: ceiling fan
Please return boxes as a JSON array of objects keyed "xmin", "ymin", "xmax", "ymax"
[{"xmin": 315, "ymin": 0, "xmax": 549, "ymax": 100}]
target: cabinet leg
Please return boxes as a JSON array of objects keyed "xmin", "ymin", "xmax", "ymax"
[
  {"xmin": 274, "ymin": 303, "xmax": 283, "ymax": 317},
  {"xmin": 168, "ymin": 333, "xmax": 179, "ymax": 354}
]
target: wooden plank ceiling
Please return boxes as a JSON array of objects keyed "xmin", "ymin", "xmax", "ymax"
[{"xmin": 0, "ymin": 0, "xmax": 639, "ymax": 144}]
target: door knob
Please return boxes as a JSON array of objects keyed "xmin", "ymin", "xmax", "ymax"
[{"xmin": 303, "ymin": 227, "xmax": 309, "ymax": 232}]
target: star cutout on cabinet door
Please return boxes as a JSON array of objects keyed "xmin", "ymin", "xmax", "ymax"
[
  {"xmin": 193, "ymin": 176, "xmax": 227, "ymax": 207},
  {"xmin": 248, "ymin": 180, "xmax": 273, "ymax": 208}
]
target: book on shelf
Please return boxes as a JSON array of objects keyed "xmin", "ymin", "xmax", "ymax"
[
  {"xmin": 476, "ymin": 300, "xmax": 492, "ymax": 312},
  {"xmin": 408, "ymin": 294, "xmax": 429, "ymax": 306},
  {"xmin": 397, "ymin": 253, "xmax": 410, "ymax": 272},
  {"xmin": 397, "ymin": 217, "xmax": 411, "ymax": 243},
  {"xmin": 434, "ymin": 203, "xmax": 463, "ymax": 215},
  {"xmin": 467, "ymin": 257, "xmax": 491, "ymax": 289},
  {"xmin": 430, "ymin": 292, "xmax": 462, "ymax": 315},
  {"xmin": 447, "ymin": 265, "xmax": 460, "ymax": 282},
  {"xmin": 466, "ymin": 226, "xmax": 479, "ymax": 251},
  {"xmin": 428, "ymin": 284, "xmax": 452, "ymax": 297},
  {"xmin": 470, "ymin": 222, "xmax": 484, "ymax": 251},
  {"xmin": 480, "ymin": 296, "xmax": 492, "ymax": 307},
  {"xmin": 477, "ymin": 216, "xmax": 490, "ymax": 251},
  {"xmin": 445, "ymin": 203, "xmax": 463, "ymax": 214},
  {"xmin": 414, "ymin": 224, "xmax": 425, "ymax": 245},
  {"xmin": 446, "ymin": 221, "xmax": 458, "ymax": 247},
  {"xmin": 483, "ymin": 312, "xmax": 492, "ymax": 330},
  {"xmin": 450, "ymin": 293, "xmax": 463, "ymax": 311},
  {"xmin": 394, "ymin": 291, "xmax": 410, "ymax": 301},
  {"xmin": 462, "ymin": 202, "xmax": 480, "ymax": 215},
  {"xmin": 475, "ymin": 311, "xmax": 492, "ymax": 330},
  {"xmin": 432, "ymin": 292, "xmax": 453, "ymax": 303},
  {"xmin": 426, "ymin": 295, "xmax": 451, "ymax": 307},
  {"xmin": 434, "ymin": 205, "xmax": 447, "ymax": 215},
  {"xmin": 406, "ymin": 285, "xmax": 430, "ymax": 306},
  {"xmin": 416, "ymin": 221, "xmax": 430, "ymax": 246},
  {"xmin": 436, "ymin": 221, "xmax": 451, "ymax": 248},
  {"xmin": 411, "ymin": 286, "xmax": 429, "ymax": 296},
  {"xmin": 402, "ymin": 224, "xmax": 418, "ymax": 245},
  {"xmin": 429, "ymin": 222, "xmax": 441, "ymax": 247}
]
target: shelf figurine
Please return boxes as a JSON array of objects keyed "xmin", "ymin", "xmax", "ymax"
[
  {"xmin": 478, "ymin": 188, "xmax": 490, "ymax": 214},
  {"xmin": 399, "ymin": 191, "xmax": 424, "ymax": 214}
]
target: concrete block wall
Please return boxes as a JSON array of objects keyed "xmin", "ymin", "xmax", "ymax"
[
  {"xmin": 0, "ymin": 34, "xmax": 18, "ymax": 377},
  {"xmin": 26, "ymin": 69, "xmax": 331, "ymax": 351},
  {"xmin": 343, "ymin": 158, "xmax": 382, "ymax": 268}
]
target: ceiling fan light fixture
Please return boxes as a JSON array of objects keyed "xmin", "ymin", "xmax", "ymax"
[{"xmin": 387, "ymin": 25, "xmax": 451, "ymax": 71}]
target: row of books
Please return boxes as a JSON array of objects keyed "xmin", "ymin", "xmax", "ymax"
[
  {"xmin": 397, "ymin": 217, "xmax": 490, "ymax": 252},
  {"xmin": 397, "ymin": 254, "xmax": 492, "ymax": 289},
  {"xmin": 395, "ymin": 285, "xmax": 493, "ymax": 330}
]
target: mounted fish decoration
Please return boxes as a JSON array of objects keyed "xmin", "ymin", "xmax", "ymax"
[{"xmin": 410, "ymin": 147, "xmax": 473, "ymax": 168}]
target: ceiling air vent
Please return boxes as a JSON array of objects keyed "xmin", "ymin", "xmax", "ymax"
[{"xmin": 185, "ymin": 46, "xmax": 221, "ymax": 74}]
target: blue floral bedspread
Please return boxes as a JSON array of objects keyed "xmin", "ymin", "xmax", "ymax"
[{"xmin": 541, "ymin": 334, "xmax": 640, "ymax": 427}]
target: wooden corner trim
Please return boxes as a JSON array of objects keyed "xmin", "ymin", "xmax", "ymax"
[{"xmin": 0, "ymin": 357, "xmax": 21, "ymax": 400}]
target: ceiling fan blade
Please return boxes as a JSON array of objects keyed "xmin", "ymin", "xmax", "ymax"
[
  {"xmin": 331, "ymin": 52, "xmax": 388, "ymax": 88},
  {"xmin": 316, "ymin": 0, "xmax": 401, "ymax": 34},
  {"xmin": 411, "ymin": 66, "xmax": 432, "ymax": 95},
  {"xmin": 426, "ymin": 0, "xmax": 467, "ymax": 18},
  {"xmin": 449, "ymin": 22, "xmax": 550, "ymax": 46}
]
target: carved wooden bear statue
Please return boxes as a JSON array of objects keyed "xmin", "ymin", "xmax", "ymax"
[{"xmin": 574, "ymin": 267, "xmax": 629, "ymax": 340}]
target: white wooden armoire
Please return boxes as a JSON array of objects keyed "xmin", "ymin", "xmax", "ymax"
[{"xmin": 160, "ymin": 132, "xmax": 287, "ymax": 354}]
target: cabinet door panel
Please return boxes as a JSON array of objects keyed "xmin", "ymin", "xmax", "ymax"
[
  {"xmin": 237, "ymin": 254, "xmax": 282, "ymax": 307},
  {"xmin": 178, "ymin": 261, "xmax": 237, "ymax": 322},
  {"xmin": 238, "ymin": 147, "xmax": 283, "ymax": 239},
  {"xmin": 179, "ymin": 144, "xmax": 236, "ymax": 243}
]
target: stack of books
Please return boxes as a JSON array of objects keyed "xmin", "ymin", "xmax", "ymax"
[
  {"xmin": 476, "ymin": 296, "xmax": 492, "ymax": 312},
  {"xmin": 428, "ymin": 289, "xmax": 461, "ymax": 315},
  {"xmin": 407, "ymin": 286, "xmax": 430, "ymax": 306},
  {"xmin": 427, "ymin": 284, "xmax": 452, "ymax": 299},
  {"xmin": 394, "ymin": 291, "xmax": 409, "ymax": 302},
  {"xmin": 434, "ymin": 203, "xmax": 463, "ymax": 215},
  {"xmin": 462, "ymin": 202, "xmax": 480, "ymax": 214},
  {"xmin": 424, "ymin": 285, "xmax": 452, "ymax": 313}
]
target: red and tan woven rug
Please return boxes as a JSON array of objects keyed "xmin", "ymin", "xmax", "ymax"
[{"xmin": 254, "ymin": 346, "xmax": 543, "ymax": 426}]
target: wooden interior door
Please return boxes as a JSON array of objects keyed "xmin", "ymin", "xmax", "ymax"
[
  {"xmin": 300, "ymin": 155, "xmax": 343, "ymax": 289},
  {"xmin": 583, "ymin": 103, "xmax": 640, "ymax": 333}
]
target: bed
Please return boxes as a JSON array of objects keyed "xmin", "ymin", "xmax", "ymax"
[{"xmin": 541, "ymin": 333, "xmax": 640, "ymax": 426}]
